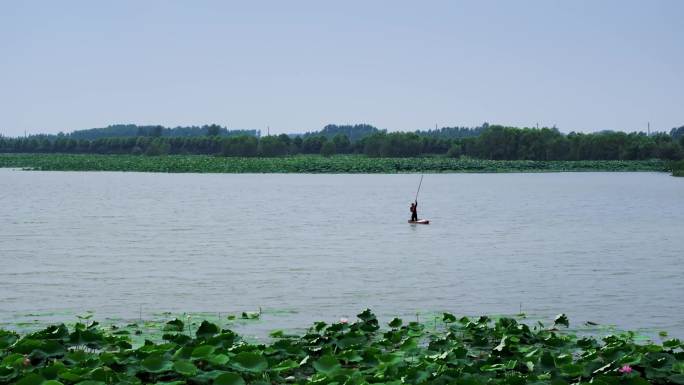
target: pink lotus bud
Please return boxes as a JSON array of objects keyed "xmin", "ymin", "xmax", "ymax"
[
  {"xmin": 619, "ymin": 365, "xmax": 633, "ymax": 374},
  {"xmin": 339, "ymin": 317, "xmax": 349, "ymax": 324}
]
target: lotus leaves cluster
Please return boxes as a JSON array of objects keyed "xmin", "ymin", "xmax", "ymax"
[
  {"xmin": 670, "ymin": 160, "xmax": 684, "ymax": 176},
  {"xmin": 1, "ymin": 310, "xmax": 683, "ymax": 385},
  {"xmin": 0, "ymin": 154, "xmax": 668, "ymax": 174}
]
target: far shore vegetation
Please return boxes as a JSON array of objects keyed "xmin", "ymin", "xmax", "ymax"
[
  {"xmin": 0, "ymin": 154, "xmax": 669, "ymax": 174},
  {"xmin": 2, "ymin": 123, "xmax": 683, "ymax": 175},
  {"xmin": 672, "ymin": 160, "xmax": 684, "ymax": 177}
]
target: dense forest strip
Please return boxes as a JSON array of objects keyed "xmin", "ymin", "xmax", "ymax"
[
  {"xmin": 3, "ymin": 125, "xmax": 683, "ymax": 161},
  {"xmin": 0, "ymin": 154, "xmax": 667, "ymax": 174},
  {"xmin": 2, "ymin": 123, "xmax": 482, "ymax": 141}
]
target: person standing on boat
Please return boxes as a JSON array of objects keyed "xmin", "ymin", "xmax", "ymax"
[{"xmin": 410, "ymin": 201, "xmax": 418, "ymax": 222}]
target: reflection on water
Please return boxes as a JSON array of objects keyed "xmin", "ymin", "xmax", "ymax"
[{"xmin": 1, "ymin": 169, "xmax": 683, "ymax": 334}]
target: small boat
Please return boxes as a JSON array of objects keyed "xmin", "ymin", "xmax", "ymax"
[{"xmin": 408, "ymin": 219, "xmax": 430, "ymax": 225}]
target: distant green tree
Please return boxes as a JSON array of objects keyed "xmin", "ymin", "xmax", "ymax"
[
  {"xmin": 302, "ymin": 136, "xmax": 326, "ymax": 154},
  {"xmin": 361, "ymin": 133, "xmax": 385, "ymax": 157},
  {"xmin": 259, "ymin": 136, "xmax": 288, "ymax": 156},
  {"xmin": 291, "ymin": 136, "xmax": 303, "ymax": 153},
  {"xmin": 670, "ymin": 125, "xmax": 684, "ymax": 139},
  {"xmin": 135, "ymin": 136, "xmax": 151, "ymax": 151},
  {"xmin": 307, "ymin": 124, "xmax": 380, "ymax": 142},
  {"xmin": 446, "ymin": 143, "xmax": 463, "ymax": 158},
  {"xmin": 332, "ymin": 134, "xmax": 350, "ymax": 153},
  {"xmin": 657, "ymin": 142, "xmax": 683, "ymax": 160},
  {"xmin": 145, "ymin": 138, "xmax": 171, "ymax": 156},
  {"xmin": 206, "ymin": 124, "xmax": 221, "ymax": 136},
  {"xmin": 277, "ymin": 134, "xmax": 291, "ymax": 146},
  {"xmin": 222, "ymin": 136, "xmax": 258, "ymax": 157},
  {"xmin": 145, "ymin": 138, "xmax": 170, "ymax": 155},
  {"xmin": 320, "ymin": 141, "xmax": 336, "ymax": 157},
  {"xmin": 362, "ymin": 132, "xmax": 422, "ymax": 157},
  {"xmin": 150, "ymin": 125, "xmax": 163, "ymax": 137}
]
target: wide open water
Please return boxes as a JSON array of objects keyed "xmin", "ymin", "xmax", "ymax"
[{"xmin": 1, "ymin": 169, "xmax": 682, "ymax": 335}]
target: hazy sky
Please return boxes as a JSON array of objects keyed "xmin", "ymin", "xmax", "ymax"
[{"xmin": 1, "ymin": 1, "xmax": 682, "ymax": 136}]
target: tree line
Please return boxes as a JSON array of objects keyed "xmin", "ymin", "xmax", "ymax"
[
  {"xmin": 447, "ymin": 126, "xmax": 684, "ymax": 161},
  {"xmin": 38, "ymin": 124, "xmax": 258, "ymax": 140},
  {"xmin": 299, "ymin": 123, "xmax": 487, "ymax": 141},
  {"xmin": 26, "ymin": 122, "xmax": 489, "ymax": 141},
  {"xmin": 1, "ymin": 125, "xmax": 683, "ymax": 160}
]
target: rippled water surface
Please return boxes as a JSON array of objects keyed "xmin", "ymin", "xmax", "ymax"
[{"xmin": 1, "ymin": 169, "xmax": 683, "ymax": 334}]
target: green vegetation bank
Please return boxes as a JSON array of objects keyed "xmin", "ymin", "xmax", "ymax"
[
  {"xmin": 2, "ymin": 125, "xmax": 684, "ymax": 161},
  {"xmin": 0, "ymin": 154, "xmax": 667, "ymax": 174},
  {"xmin": 671, "ymin": 161, "xmax": 684, "ymax": 177},
  {"xmin": 1, "ymin": 310, "xmax": 683, "ymax": 385}
]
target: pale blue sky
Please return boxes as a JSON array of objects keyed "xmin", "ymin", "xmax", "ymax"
[{"xmin": 1, "ymin": 1, "xmax": 682, "ymax": 136}]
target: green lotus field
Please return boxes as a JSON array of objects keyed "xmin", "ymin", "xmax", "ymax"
[
  {"xmin": 0, "ymin": 154, "xmax": 669, "ymax": 174},
  {"xmin": 1, "ymin": 310, "xmax": 683, "ymax": 385}
]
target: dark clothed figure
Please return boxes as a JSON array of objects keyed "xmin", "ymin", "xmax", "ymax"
[{"xmin": 410, "ymin": 201, "xmax": 418, "ymax": 221}]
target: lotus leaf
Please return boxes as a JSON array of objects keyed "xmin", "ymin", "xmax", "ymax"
[
  {"xmin": 196, "ymin": 321, "xmax": 219, "ymax": 339},
  {"xmin": 232, "ymin": 352, "xmax": 267, "ymax": 373},
  {"xmin": 554, "ymin": 314, "xmax": 569, "ymax": 328},
  {"xmin": 16, "ymin": 373, "xmax": 45, "ymax": 385},
  {"xmin": 172, "ymin": 360, "xmax": 197, "ymax": 376},
  {"xmin": 163, "ymin": 319, "xmax": 184, "ymax": 332},
  {"xmin": 141, "ymin": 354, "xmax": 172, "ymax": 373},
  {"xmin": 214, "ymin": 372, "xmax": 245, "ymax": 385},
  {"xmin": 190, "ymin": 345, "xmax": 215, "ymax": 359},
  {"xmin": 313, "ymin": 355, "xmax": 341, "ymax": 376}
]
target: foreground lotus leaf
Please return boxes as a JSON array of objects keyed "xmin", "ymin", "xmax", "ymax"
[
  {"xmin": 0, "ymin": 331, "xmax": 19, "ymax": 350},
  {"xmin": 190, "ymin": 345, "xmax": 215, "ymax": 359},
  {"xmin": 172, "ymin": 360, "xmax": 197, "ymax": 376},
  {"xmin": 71, "ymin": 381, "xmax": 104, "ymax": 385},
  {"xmin": 231, "ymin": 352, "xmax": 267, "ymax": 373},
  {"xmin": 555, "ymin": 313, "xmax": 570, "ymax": 328},
  {"xmin": 388, "ymin": 317, "xmax": 403, "ymax": 328},
  {"xmin": 270, "ymin": 359, "xmax": 299, "ymax": 372},
  {"xmin": 141, "ymin": 353, "xmax": 172, "ymax": 373},
  {"xmin": 195, "ymin": 321, "xmax": 219, "ymax": 339},
  {"xmin": 15, "ymin": 373, "xmax": 44, "ymax": 385},
  {"xmin": 163, "ymin": 319, "xmax": 184, "ymax": 332},
  {"xmin": 313, "ymin": 355, "xmax": 341, "ymax": 376},
  {"xmin": 206, "ymin": 353, "xmax": 230, "ymax": 366},
  {"xmin": 213, "ymin": 372, "xmax": 245, "ymax": 385}
]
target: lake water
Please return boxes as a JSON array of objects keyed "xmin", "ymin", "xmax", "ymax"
[{"xmin": 1, "ymin": 169, "xmax": 683, "ymax": 336}]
